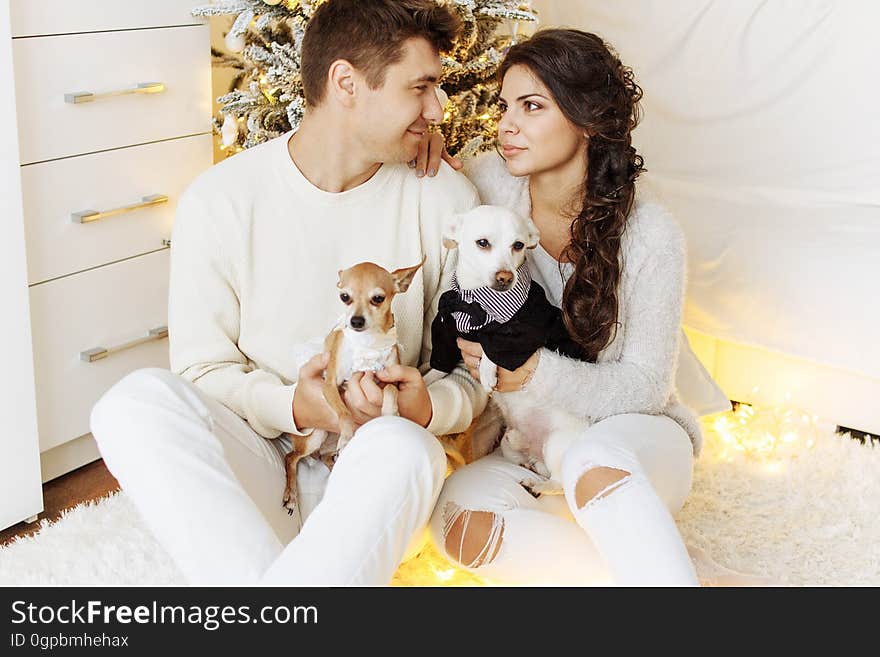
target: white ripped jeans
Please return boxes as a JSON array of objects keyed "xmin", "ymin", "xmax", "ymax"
[
  {"xmin": 89, "ymin": 368, "xmax": 446, "ymax": 586},
  {"xmin": 430, "ymin": 413, "xmax": 700, "ymax": 586}
]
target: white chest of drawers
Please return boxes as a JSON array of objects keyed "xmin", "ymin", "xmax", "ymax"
[{"xmin": 0, "ymin": 0, "xmax": 213, "ymax": 531}]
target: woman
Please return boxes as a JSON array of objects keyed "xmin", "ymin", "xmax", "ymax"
[{"xmin": 416, "ymin": 29, "xmax": 760, "ymax": 586}]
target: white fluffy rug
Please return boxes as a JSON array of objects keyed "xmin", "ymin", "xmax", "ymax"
[{"xmin": 2, "ymin": 411, "xmax": 878, "ymax": 586}]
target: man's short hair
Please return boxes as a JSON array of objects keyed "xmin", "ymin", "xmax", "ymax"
[{"xmin": 301, "ymin": 0, "xmax": 461, "ymax": 107}]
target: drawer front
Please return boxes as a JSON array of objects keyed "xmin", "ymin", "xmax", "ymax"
[
  {"xmin": 13, "ymin": 25, "xmax": 211, "ymax": 165},
  {"xmin": 22, "ymin": 134, "xmax": 212, "ymax": 284},
  {"xmin": 29, "ymin": 249, "xmax": 170, "ymax": 452},
  {"xmin": 10, "ymin": 0, "xmax": 202, "ymax": 37}
]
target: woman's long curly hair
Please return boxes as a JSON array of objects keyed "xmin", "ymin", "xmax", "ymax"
[{"xmin": 500, "ymin": 29, "xmax": 646, "ymax": 361}]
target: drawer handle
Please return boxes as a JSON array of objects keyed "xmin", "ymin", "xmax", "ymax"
[
  {"xmin": 64, "ymin": 81, "xmax": 166, "ymax": 104},
  {"xmin": 80, "ymin": 325, "xmax": 168, "ymax": 363},
  {"xmin": 71, "ymin": 194, "xmax": 169, "ymax": 224}
]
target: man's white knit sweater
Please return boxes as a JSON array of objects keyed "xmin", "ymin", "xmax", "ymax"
[
  {"xmin": 167, "ymin": 131, "xmax": 487, "ymax": 440},
  {"xmin": 464, "ymin": 153, "xmax": 704, "ymax": 456}
]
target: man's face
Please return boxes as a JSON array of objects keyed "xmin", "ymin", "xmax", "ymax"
[{"xmin": 354, "ymin": 37, "xmax": 444, "ymax": 164}]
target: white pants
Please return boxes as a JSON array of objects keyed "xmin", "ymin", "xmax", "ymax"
[
  {"xmin": 89, "ymin": 368, "xmax": 447, "ymax": 586},
  {"xmin": 430, "ymin": 413, "xmax": 700, "ymax": 586}
]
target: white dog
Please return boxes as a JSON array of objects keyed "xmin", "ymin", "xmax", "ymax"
[{"xmin": 429, "ymin": 205, "xmax": 588, "ymax": 494}]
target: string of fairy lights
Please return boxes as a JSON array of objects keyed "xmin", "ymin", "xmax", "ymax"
[{"xmin": 711, "ymin": 394, "xmax": 821, "ymax": 471}]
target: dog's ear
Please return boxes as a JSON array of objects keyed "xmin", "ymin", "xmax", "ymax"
[
  {"xmin": 523, "ymin": 217, "xmax": 541, "ymax": 249},
  {"xmin": 337, "ymin": 269, "xmax": 344, "ymax": 288},
  {"xmin": 391, "ymin": 255, "xmax": 425, "ymax": 294},
  {"xmin": 442, "ymin": 212, "xmax": 463, "ymax": 249}
]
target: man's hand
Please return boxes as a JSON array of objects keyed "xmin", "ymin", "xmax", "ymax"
[
  {"xmin": 409, "ymin": 131, "xmax": 462, "ymax": 178},
  {"xmin": 293, "ymin": 354, "xmax": 390, "ymax": 432},
  {"xmin": 342, "ymin": 371, "xmax": 385, "ymax": 427},
  {"xmin": 457, "ymin": 338, "xmax": 540, "ymax": 393},
  {"xmin": 292, "ymin": 352, "xmax": 340, "ymax": 433},
  {"xmin": 375, "ymin": 364, "xmax": 433, "ymax": 428}
]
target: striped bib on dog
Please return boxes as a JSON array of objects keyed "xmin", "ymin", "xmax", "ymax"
[{"xmin": 448, "ymin": 262, "xmax": 531, "ymax": 334}]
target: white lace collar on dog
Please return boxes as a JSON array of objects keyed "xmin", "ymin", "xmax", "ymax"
[{"xmin": 332, "ymin": 316, "xmax": 400, "ymax": 377}]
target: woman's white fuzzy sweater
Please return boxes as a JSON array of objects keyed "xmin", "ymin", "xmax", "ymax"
[{"xmin": 464, "ymin": 153, "xmax": 703, "ymax": 456}]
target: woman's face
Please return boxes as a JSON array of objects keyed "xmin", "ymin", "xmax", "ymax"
[{"xmin": 497, "ymin": 65, "xmax": 586, "ymax": 178}]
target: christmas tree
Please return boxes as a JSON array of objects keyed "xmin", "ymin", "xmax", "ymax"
[{"xmin": 192, "ymin": 0, "xmax": 538, "ymax": 158}]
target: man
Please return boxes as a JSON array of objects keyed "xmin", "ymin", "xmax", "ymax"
[{"xmin": 89, "ymin": 0, "xmax": 487, "ymax": 585}]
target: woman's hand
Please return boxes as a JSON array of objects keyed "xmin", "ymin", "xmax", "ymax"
[
  {"xmin": 409, "ymin": 131, "xmax": 462, "ymax": 178},
  {"xmin": 457, "ymin": 338, "xmax": 541, "ymax": 393}
]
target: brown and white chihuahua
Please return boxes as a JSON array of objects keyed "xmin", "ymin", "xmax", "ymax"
[{"xmin": 282, "ymin": 257, "xmax": 425, "ymax": 514}]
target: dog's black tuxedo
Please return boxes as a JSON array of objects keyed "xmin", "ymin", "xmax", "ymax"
[{"xmin": 430, "ymin": 280, "xmax": 588, "ymax": 373}]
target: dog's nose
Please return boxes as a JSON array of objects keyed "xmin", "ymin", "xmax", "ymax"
[
  {"xmin": 350, "ymin": 316, "xmax": 365, "ymax": 330},
  {"xmin": 495, "ymin": 270, "xmax": 514, "ymax": 287}
]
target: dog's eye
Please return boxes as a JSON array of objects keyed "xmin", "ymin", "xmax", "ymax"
[
  {"xmin": 340, "ymin": 293, "xmax": 351, "ymax": 304},
  {"xmin": 371, "ymin": 295, "xmax": 386, "ymax": 305},
  {"xmin": 476, "ymin": 239, "xmax": 490, "ymax": 249},
  {"xmin": 512, "ymin": 241, "xmax": 525, "ymax": 251}
]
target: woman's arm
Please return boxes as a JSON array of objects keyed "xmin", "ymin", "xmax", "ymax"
[{"xmin": 525, "ymin": 215, "xmax": 687, "ymax": 421}]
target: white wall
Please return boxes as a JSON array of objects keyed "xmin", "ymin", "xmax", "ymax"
[{"xmin": 531, "ymin": 1, "xmax": 880, "ymax": 432}]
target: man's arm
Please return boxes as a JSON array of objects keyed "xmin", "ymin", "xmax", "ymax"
[
  {"xmin": 168, "ymin": 188, "xmax": 313, "ymax": 439},
  {"xmin": 417, "ymin": 165, "xmax": 489, "ymax": 436}
]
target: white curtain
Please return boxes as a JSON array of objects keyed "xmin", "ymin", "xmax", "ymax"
[{"xmin": 529, "ymin": 1, "xmax": 880, "ymax": 381}]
